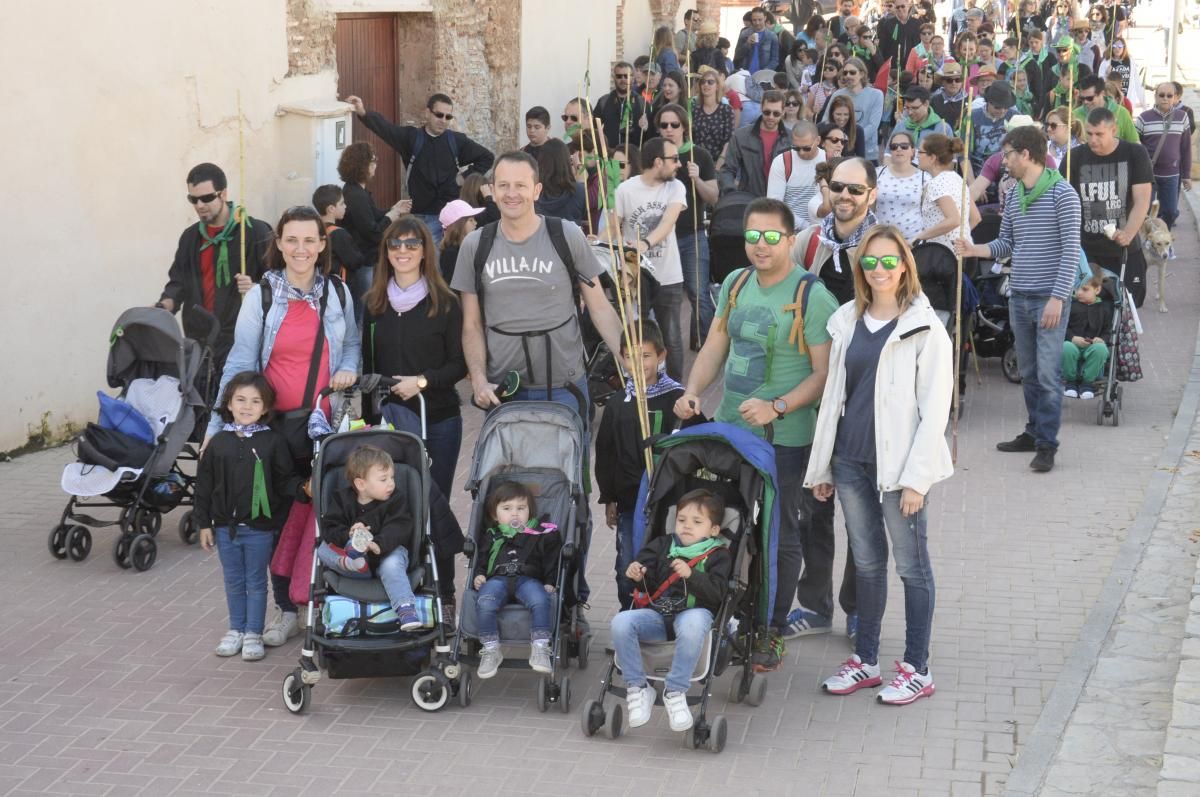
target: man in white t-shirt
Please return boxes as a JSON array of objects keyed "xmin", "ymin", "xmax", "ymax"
[
  {"xmin": 767, "ymin": 120, "xmax": 825, "ymax": 227},
  {"xmin": 615, "ymin": 137, "xmax": 688, "ymax": 379}
]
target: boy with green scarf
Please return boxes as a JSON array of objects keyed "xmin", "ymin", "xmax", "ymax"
[{"xmin": 612, "ymin": 489, "xmax": 733, "ymax": 732}]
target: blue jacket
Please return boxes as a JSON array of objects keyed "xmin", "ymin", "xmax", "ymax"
[
  {"xmin": 736, "ymin": 27, "xmax": 780, "ymax": 72},
  {"xmin": 206, "ymin": 274, "xmax": 361, "ymax": 437}
]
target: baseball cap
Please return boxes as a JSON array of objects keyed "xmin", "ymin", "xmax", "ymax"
[{"xmin": 438, "ymin": 199, "xmax": 484, "ymax": 229}]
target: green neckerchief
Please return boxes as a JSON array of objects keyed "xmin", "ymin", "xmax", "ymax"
[
  {"xmin": 667, "ymin": 534, "xmax": 727, "ymax": 608},
  {"xmin": 249, "ymin": 447, "xmax": 271, "ymax": 520},
  {"xmin": 904, "ymin": 106, "xmax": 945, "ymax": 135},
  {"xmin": 198, "ymin": 202, "xmax": 240, "ymax": 288},
  {"xmin": 1014, "ymin": 89, "xmax": 1034, "ymax": 115},
  {"xmin": 602, "ymin": 156, "xmax": 622, "ymax": 207},
  {"xmin": 1016, "ymin": 167, "xmax": 1063, "ymax": 213},
  {"xmin": 485, "ymin": 521, "xmax": 525, "ymax": 576}
]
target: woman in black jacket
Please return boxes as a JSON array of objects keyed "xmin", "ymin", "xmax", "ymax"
[{"xmin": 338, "ymin": 142, "xmax": 408, "ymax": 304}]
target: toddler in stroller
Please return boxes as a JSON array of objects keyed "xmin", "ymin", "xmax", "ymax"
[
  {"xmin": 472, "ymin": 481, "xmax": 561, "ymax": 678},
  {"xmin": 1062, "ymin": 274, "xmax": 1113, "ymax": 400},
  {"xmin": 614, "ymin": 488, "xmax": 732, "ymax": 732}
]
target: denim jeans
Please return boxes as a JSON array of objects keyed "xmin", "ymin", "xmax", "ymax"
[
  {"xmin": 648, "ymin": 282, "xmax": 685, "ymax": 380},
  {"xmin": 416, "ymin": 214, "xmax": 444, "ymax": 246},
  {"xmin": 1009, "ymin": 292, "xmax": 1069, "ymax": 450},
  {"xmin": 350, "ymin": 266, "xmax": 373, "ymax": 325},
  {"xmin": 316, "ymin": 542, "xmax": 416, "ymax": 610},
  {"xmin": 615, "ymin": 510, "xmax": 637, "ymax": 609},
  {"xmin": 677, "ymin": 230, "xmax": 715, "ymax": 347},
  {"xmin": 1152, "ymin": 174, "xmax": 1181, "ymax": 230},
  {"xmin": 474, "ymin": 575, "xmax": 553, "ymax": 643},
  {"xmin": 379, "ymin": 405, "xmax": 463, "ymax": 499},
  {"xmin": 611, "ymin": 607, "xmax": 713, "ymax": 693},
  {"xmin": 772, "ymin": 444, "xmax": 839, "ymax": 627},
  {"xmin": 832, "ymin": 456, "xmax": 935, "ymax": 672},
  {"xmin": 215, "ymin": 525, "xmax": 275, "ymax": 634}
]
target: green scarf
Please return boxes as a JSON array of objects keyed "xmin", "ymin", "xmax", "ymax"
[
  {"xmin": 1017, "ymin": 167, "xmax": 1063, "ymax": 213},
  {"xmin": 249, "ymin": 448, "xmax": 271, "ymax": 520},
  {"xmin": 602, "ymin": 156, "xmax": 622, "ymax": 207},
  {"xmin": 1014, "ymin": 89, "xmax": 1034, "ymax": 115},
  {"xmin": 485, "ymin": 522, "xmax": 524, "ymax": 576},
  {"xmin": 667, "ymin": 535, "xmax": 727, "ymax": 608},
  {"xmin": 198, "ymin": 203, "xmax": 240, "ymax": 288}
]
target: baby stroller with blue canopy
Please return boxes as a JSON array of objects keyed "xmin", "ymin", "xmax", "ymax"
[
  {"xmin": 52, "ymin": 307, "xmax": 214, "ymax": 571},
  {"xmin": 580, "ymin": 423, "xmax": 778, "ymax": 753},
  {"xmin": 450, "ymin": 401, "xmax": 590, "ymax": 712}
]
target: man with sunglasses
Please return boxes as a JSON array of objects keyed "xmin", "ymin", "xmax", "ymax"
[
  {"xmin": 954, "ymin": 125, "xmax": 1081, "ymax": 473},
  {"xmin": 594, "ymin": 61, "xmax": 647, "ymax": 151},
  {"xmin": 719, "ymin": 90, "xmax": 792, "ymax": 198},
  {"xmin": 1071, "ymin": 75, "xmax": 1138, "ymax": 143},
  {"xmin": 1135, "ymin": 82, "xmax": 1193, "ymax": 231},
  {"xmin": 767, "ymin": 120, "xmax": 825, "ymax": 227},
  {"xmin": 931, "ymin": 62, "xmax": 968, "ymax": 131},
  {"xmin": 158, "ymin": 162, "xmax": 271, "ymax": 367},
  {"xmin": 346, "ymin": 93, "xmax": 494, "ymax": 245},
  {"xmin": 877, "ymin": 0, "xmax": 923, "ymax": 76},
  {"xmin": 675, "ymin": 197, "xmax": 840, "ymax": 672}
]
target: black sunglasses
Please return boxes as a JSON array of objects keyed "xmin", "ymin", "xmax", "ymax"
[
  {"xmin": 562, "ymin": 114, "xmax": 579, "ymax": 122},
  {"xmin": 825, "ymin": 135, "xmax": 848, "ymax": 145},
  {"xmin": 187, "ymin": 192, "xmax": 221, "ymax": 204},
  {"xmin": 659, "ymin": 121, "xmax": 682, "ymax": 129},
  {"xmin": 889, "ymin": 142, "xmax": 912, "ymax": 151},
  {"xmin": 386, "ymin": 238, "xmax": 423, "ymax": 251},
  {"xmin": 793, "ymin": 144, "xmax": 814, "ymax": 153},
  {"xmin": 432, "ymin": 111, "xmax": 454, "ymax": 120},
  {"xmin": 828, "ymin": 180, "xmax": 869, "ymax": 196}
]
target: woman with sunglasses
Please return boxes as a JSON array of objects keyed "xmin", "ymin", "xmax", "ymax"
[
  {"xmin": 1098, "ymin": 37, "xmax": 1144, "ymax": 110},
  {"xmin": 912, "ymin": 134, "xmax": 973, "ymax": 250},
  {"xmin": 207, "ymin": 205, "xmax": 361, "ymax": 649},
  {"xmin": 648, "ymin": 70, "xmax": 689, "ymax": 139},
  {"xmin": 805, "ymin": 223, "xmax": 952, "ymax": 707},
  {"xmin": 806, "ymin": 58, "xmax": 842, "ymax": 122},
  {"xmin": 822, "ymin": 57, "xmax": 882, "ymax": 162},
  {"xmin": 693, "ymin": 67, "xmax": 736, "ymax": 165},
  {"xmin": 783, "ymin": 90, "xmax": 805, "ymax": 130},
  {"xmin": 1045, "ymin": 106, "xmax": 1081, "ymax": 166},
  {"xmin": 818, "ymin": 122, "xmax": 848, "ymax": 161},
  {"xmin": 874, "ymin": 131, "xmax": 926, "ymax": 242},
  {"xmin": 1047, "ymin": 0, "xmax": 1077, "ymax": 47}
]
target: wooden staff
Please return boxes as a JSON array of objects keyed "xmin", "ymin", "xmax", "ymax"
[
  {"xmin": 685, "ymin": 45, "xmax": 702, "ymax": 349},
  {"xmin": 577, "ymin": 83, "xmax": 594, "ymax": 235},
  {"xmin": 237, "ymin": 90, "xmax": 247, "ymax": 275},
  {"xmin": 951, "ymin": 109, "xmax": 974, "ymax": 462},
  {"xmin": 1066, "ymin": 59, "xmax": 1074, "ymax": 178}
]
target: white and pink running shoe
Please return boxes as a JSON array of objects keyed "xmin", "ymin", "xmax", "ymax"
[
  {"xmin": 821, "ymin": 655, "xmax": 883, "ymax": 695},
  {"xmin": 876, "ymin": 661, "xmax": 935, "ymax": 705}
]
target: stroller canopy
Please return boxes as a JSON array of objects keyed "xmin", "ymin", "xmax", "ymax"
[
  {"xmin": 633, "ymin": 422, "xmax": 780, "ymax": 626},
  {"xmin": 107, "ymin": 308, "xmax": 199, "ymax": 391},
  {"xmin": 466, "ymin": 402, "xmax": 587, "ymax": 490}
]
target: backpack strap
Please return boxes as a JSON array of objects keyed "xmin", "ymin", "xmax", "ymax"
[
  {"xmin": 713, "ymin": 267, "xmax": 755, "ymax": 333},
  {"xmin": 472, "ymin": 221, "xmax": 501, "ymax": 302},
  {"xmin": 803, "ymin": 228, "xmax": 822, "ymax": 270},
  {"xmin": 783, "ymin": 149, "xmax": 793, "ymax": 182},
  {"xmin": 783, "ymin": 271, "xmax": 818, "ymax": 357},
  {"xmin": 544, "ymin": 216, "xmax": 582, "ymax": 308}
]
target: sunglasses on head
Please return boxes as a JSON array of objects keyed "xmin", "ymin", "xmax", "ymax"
[
  {"xmin": 829, "ymin": 180, "xmax": 869, "ymax": 196},
  {"xmin": 187, "ymin": 192, "xmax": 221, "ymax": 204},
  {"xmin": 860, "ymin": 254, "xmax": 901, "ymax": 270},
  {"xmin": 659, "ymin": 120, "xmax": 682, "ymax": 129},
  {"xmin": 432, "ymin": 110, "xmax": 454, "ymax": 120},
  {"xmin": 744, "ymin": 229, "xmax": 784, "ymax": 245},
  {"xmin": 387, "ymin": 237, "xmax": 423, "ymax": 251}
]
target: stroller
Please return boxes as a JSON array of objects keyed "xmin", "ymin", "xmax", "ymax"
[
  {"xmin": 452, "ymin": 401, "xmax": 590, "ymax": 712},
  {"xmin": 1089, "ymin": 256, "xmax": 1139, "ymax": 427},
  {"xmin": 709, "ymin": 191, "xmax": 757, "ymax": 285},
  {"xmin": 580, "ymin": 423, "xmax": 779, "ymax": 753},
  {"xmin": 281, "ymin": 391, "xmax": 457, "ymax": 714},
  {"xmin": 52, "ymin": 307, "xmax": 214, "ymax": 571}
]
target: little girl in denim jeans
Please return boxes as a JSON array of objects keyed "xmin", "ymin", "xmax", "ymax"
[
  {"xmin": 473, "ymin": 481, "xmax": 561, "ymax": 679},
  {"xmin": 317, "ymin": 445, "xmax": 423, "ymax": 632},
  {"xmin": 196, "ymin": 372, "xmax": 300, "ymax": 662}
]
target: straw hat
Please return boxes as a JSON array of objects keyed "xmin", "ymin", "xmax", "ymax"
[
  {"xmin": 699, "ymin": 20, "xmax": 720, "ymax": 35},
  {"xmin": 938, "ymin": 62, "xmax": 964, "ymax": 78},
  {"xmin": 1005, "ymin": 114, "xmax": 1041, "ymax": 130}
]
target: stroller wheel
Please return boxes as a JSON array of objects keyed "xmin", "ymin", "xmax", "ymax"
[
  {"xmin": 559, "ymin": 676, "xmax": 572, "ymax": 714},
  {"xmin": 1096, "ymin": 399, "xmax": 1106, "ymax": 426},
  {"xmin": 411, "ymin": 671, "xmax": 449, "ymax": 712},
  {"xmin": 744, "ymin": 673, "xmax": 768, "ymax": 707},
  {"xmin": 134, "ymin": 508, "xmax": 161, "ymax": 537},
  {"xmin": 1002, "ymin": 347, "xmax": 1021, "ymax": 384},
  {"xmin": 457, "ymin": 670, "xmax": 473, "ymax": 708},
  {"xmin": 581, "ymin": 698, "xmax": 604, "ymax": 738},
  {"xmin": 535, "ymin": 677, "xmax": 549, "ymax": 713},
  {"xmin": 1112, "ymin": 400, "xmax": 1121, "ymax": 427},
  {"xmin": 47, "ymin": 525, "xmax": 70, "ymax": 560},
  {"xmin": 728, "ymin": 667, "xmax": 748, "ymax": 704},
  {"xmin": 282, "ymin": 668, "xmax": 311, "ymax": 714},
  {"xmin": 605, "ymin": 701, "xmax": 624, "ymax": 739},
  {"xmin": 576, "ymin": 635, "xmax": 590, "ymax": 671},
  {"xmin": 66, "ymin": 525, "xmax": 92, "ymax": 562},
  {"xmin": 118, "ymin": 505, "xmax": 136, "ymax": 534},
  {"xmin": 707, "ymin": 715, "xmax": 728, "ymax": 753},
  {"xmin": 112, "ymin": 536, "xmax": 133, "ymax": 569},
  {"xmin": 681, "ymin": 723, "xmax": 699, "ymax": 750},
  {"xmin": 177, "ymin": 511, "xmax": 198, "ymax": 545},
  {"xmin": 129, "ymin": 534, "xmax": 157, "ymax": 572}
]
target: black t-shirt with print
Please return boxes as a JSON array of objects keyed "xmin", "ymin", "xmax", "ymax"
[
  {"xmin": 674, "ymin": 146, "xmax": 716, "ymax": 236},
  {"xmin": 1059, "ymin": 140, "xmax": 1152, "ymax": 262}
]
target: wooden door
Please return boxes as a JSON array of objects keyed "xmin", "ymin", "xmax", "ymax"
[{"xmin": 335, "ymin": 14, "xmax": 400, "ymax": 208}]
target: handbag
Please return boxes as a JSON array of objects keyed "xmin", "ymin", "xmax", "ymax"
[{"xmin": 77, "ymin": 422, "xmax": 155, "ymax": 471}]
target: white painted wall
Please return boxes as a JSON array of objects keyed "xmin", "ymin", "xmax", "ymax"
[
  {"xmin": 518, "ymin": 0, "xmax": 620, "ymax": 145},
  {"xmin": 0, "ymin": 1, "xmax": 337, "ymax": 451}
]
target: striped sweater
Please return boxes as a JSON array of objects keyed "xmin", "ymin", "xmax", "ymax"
[
  {"xmin": 987, "ymin": 178, "xmax": 1082, "ymax": 302},
  {"xmin": 1135, "ymin": 108, "xmax": 1193, "ymax": 178}
]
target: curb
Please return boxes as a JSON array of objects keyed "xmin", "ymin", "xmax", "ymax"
[{"xmin": 1002, "ymin": 180, "xmax": 1200, "ymax": 796}]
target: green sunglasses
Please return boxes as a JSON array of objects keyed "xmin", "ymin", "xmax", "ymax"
[
  {"xmin": 744, "ymin": 229, "xmax": 785, "ymax": 245},
  {"xmin": 860, "ymin": 255, "xmax": 901, "ymax": 270}
]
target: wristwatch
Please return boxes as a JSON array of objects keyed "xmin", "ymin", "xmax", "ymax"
[
  {"xmin": 772, "ymin": 397, "xmax": 788, "ymax": 419},
  {"xmin": 416, "ymin": 375, "xmax": 428, "ymax": 391}
]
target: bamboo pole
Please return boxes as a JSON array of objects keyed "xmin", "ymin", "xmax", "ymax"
[
  {"xmin": 685, "ymin": 45, "xmax": 702, "ymax": 349},
  {"xmin": 951, "ymin": 110, "xmax": 973, "ymax": 462},
  {"xmin": 578, "ymin": 83, "xmax": 594, "ymax": 236},
  {"xmin": 237, "ymin": 90, "xmax": 247, "ymax": 275},
  {"xmin": 1066, "ymin": 59, "xmax": 1074, "ymax": 178}
]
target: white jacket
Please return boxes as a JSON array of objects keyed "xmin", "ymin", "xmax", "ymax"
[{"xmin": 803, "ymin": 294, "xmax": 954, "ymax": 496}]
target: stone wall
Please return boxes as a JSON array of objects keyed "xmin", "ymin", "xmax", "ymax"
[{"xmin": 287, "ymin": 0, "xmax": 337, "ymax": 75}]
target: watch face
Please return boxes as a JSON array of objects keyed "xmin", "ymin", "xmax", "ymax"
[{"xmin": 773, "ymin": 399, "xmax": 787, "ymax": 414}]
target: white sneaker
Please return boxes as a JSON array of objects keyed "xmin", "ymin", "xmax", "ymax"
[
  {"xmin": 1080, "ymin": 389, "xmax": 1095, "ymax": 400},
  {"xmin": 1063, "ymin": 387, "xmax": 1078, "ymax": 398},
  {"xmin": 215, "ymin": 630, "xmax": 244, "ymax": 657},
  {"xmin": 821, "ymin": 654, "xmax": 882, "ymax": 695},
  {"xmin": 625, "ymin": 684, "xmax": 653, "ymax": 728},
  {"xmin": 478, "ymin": 644, "xmax": 503, "ymax": 679},
  {"xmin": 241, "ymin": 633, "xmax": 265, "ymax": 661},
  {"xmin": 662, "ymin": 690, "xmax": 693, "ymax": 731},
  {"xmin": 877, "ymin": 661, "xmax": 935, "ymax": 705},
  {"xmin": 528, "ymin": 641, "xmax": 552, "ymax": 674},
  {"xmin": 262, "ymin": 611, "xmax": 299, "ymax": 647}
]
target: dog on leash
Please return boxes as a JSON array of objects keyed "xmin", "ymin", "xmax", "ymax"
[{"xmin": 1142, "ymin": 199, "xmax": 1175, "ymax": 313}]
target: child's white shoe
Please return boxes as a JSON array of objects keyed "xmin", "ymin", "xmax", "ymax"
[
  {"xmin": 625, "ymin": 684, "xmax": 654, "ymax": 728},
  {"xmin": 663, "ymin": 690, "xmax": 693, "ymax": 731},
  {"xmin": 529, "ymin": 640, "xmax": 552, "ymax": 674},
  {"xmin": 478, "ymin": 644, "xmax": 503, "ymax": 679},
  {"xmin": 241, "ymin": 633, "xmax": 265, "ymax": 661},
  {"xmin": 215, "ymin": 631, "xmax": 244, "ymax": 657}
]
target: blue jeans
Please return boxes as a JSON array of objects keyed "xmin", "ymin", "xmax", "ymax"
[
  {"xmin": 215, "ymin": 526, "xmax": 274, "ymax": 634},
  {"xmin": 474, "ymin": 575, "xmax": 553, "ymax": 643},
  {"xmin": 1009, "ymin": 292, "xmax": 1069, "ymax": 450},
  {"xmin": 832, "ymin": 457, "xmax": 935, "ymax": 672},
  {"xmin": 1152, "ymin": 174, "xmax": 1181, "ymax": 229},
  {"xmin": 611, "ymin": 607, "xmax": 714, "ymax": 693},
  {"xmin": 677, "ymin": 230, "xmax": 715, "ymax": 347},
  {"xmin": 648, "ymin": 282, "xmax": 685, "ymax": 381},
  {"xmin": 316, "ymin": 542, "xmax": 416, "ymax": 611},
  {"xmin": 615, "ymin": 510, "xmax": 637, "ymax": 609},
  {"xmin": 771, "ymin": 444, "xmax": 837, "ymax": 627},
  {"xmin": 382, "ymin": 404, "xmax": 463, "ymax": 499},
  {"xmin": 416, "ymin": 214, "xmax": 444, "ymax": 246},
  {"xmin": 350, "ymin": 266, "xmax": 373, "ymax": 325}
]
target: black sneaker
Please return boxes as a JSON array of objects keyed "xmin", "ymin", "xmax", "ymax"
[
  {"xmin": 996, "ymin": 432, "xmax": 1036, "ymax": 452},
  {"xmin": 1030, "ymin": 447, "xmax": 1055, "ymax": 472}
]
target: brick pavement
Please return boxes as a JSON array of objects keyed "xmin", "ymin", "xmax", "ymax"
[{"xmin": 4, "ymin": 186, "xmax": 1200, "ymax": 797}]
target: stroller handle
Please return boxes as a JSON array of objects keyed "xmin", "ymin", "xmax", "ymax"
[{"xmin": 318, "ymin": 374, "xmax": 427, "ymax": 439}]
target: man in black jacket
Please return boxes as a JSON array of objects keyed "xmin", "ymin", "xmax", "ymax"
[
  {"xmin": 344, "ymin": 93, "xmax": 495, "ymax": 245},
  {"xmin": 593, "ymin": 61, "xmax": 646, "ymax": 150},
  {"xmin": 158, "ymin": 162, "xmax": 271, "ymax": 368},
  {"xmin": 877, "ymin": 0, "xmax": 923, "ymax": 74}
]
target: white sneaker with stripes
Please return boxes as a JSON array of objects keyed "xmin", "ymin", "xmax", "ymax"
[
  {"xmin": 877, "ymin": 661, "xmax": 935, "ymax": 705},
  {"xmin": 821, "ymin": 655, "xmax": 882, "ymax": 695}
]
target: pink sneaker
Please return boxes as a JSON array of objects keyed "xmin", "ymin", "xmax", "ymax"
[
  {"xmin": 821, "ymin": 655, "xmax": 882, "ymax": 695},
  {"xmin": 876, "ymin": 661, "xmax": 935, "ymax": 705}
]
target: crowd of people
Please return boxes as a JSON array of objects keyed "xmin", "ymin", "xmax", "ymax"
[{"xmin": 158, "ymin": 0, "xmax": 1192, "ymax": 723}]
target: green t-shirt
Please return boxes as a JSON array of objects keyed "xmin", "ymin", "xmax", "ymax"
[{"xmin": 714, "ymin": 266, "xmax": 839, "ymax": 447}]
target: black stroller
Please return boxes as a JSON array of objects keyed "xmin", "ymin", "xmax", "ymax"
[
  {"xmin": 709, "ymin": 191, "xmax": 757, "ymax": 285},
  {"xmin": 53, "ymin": 307, "xmax": 215, "ymax": 571}
]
